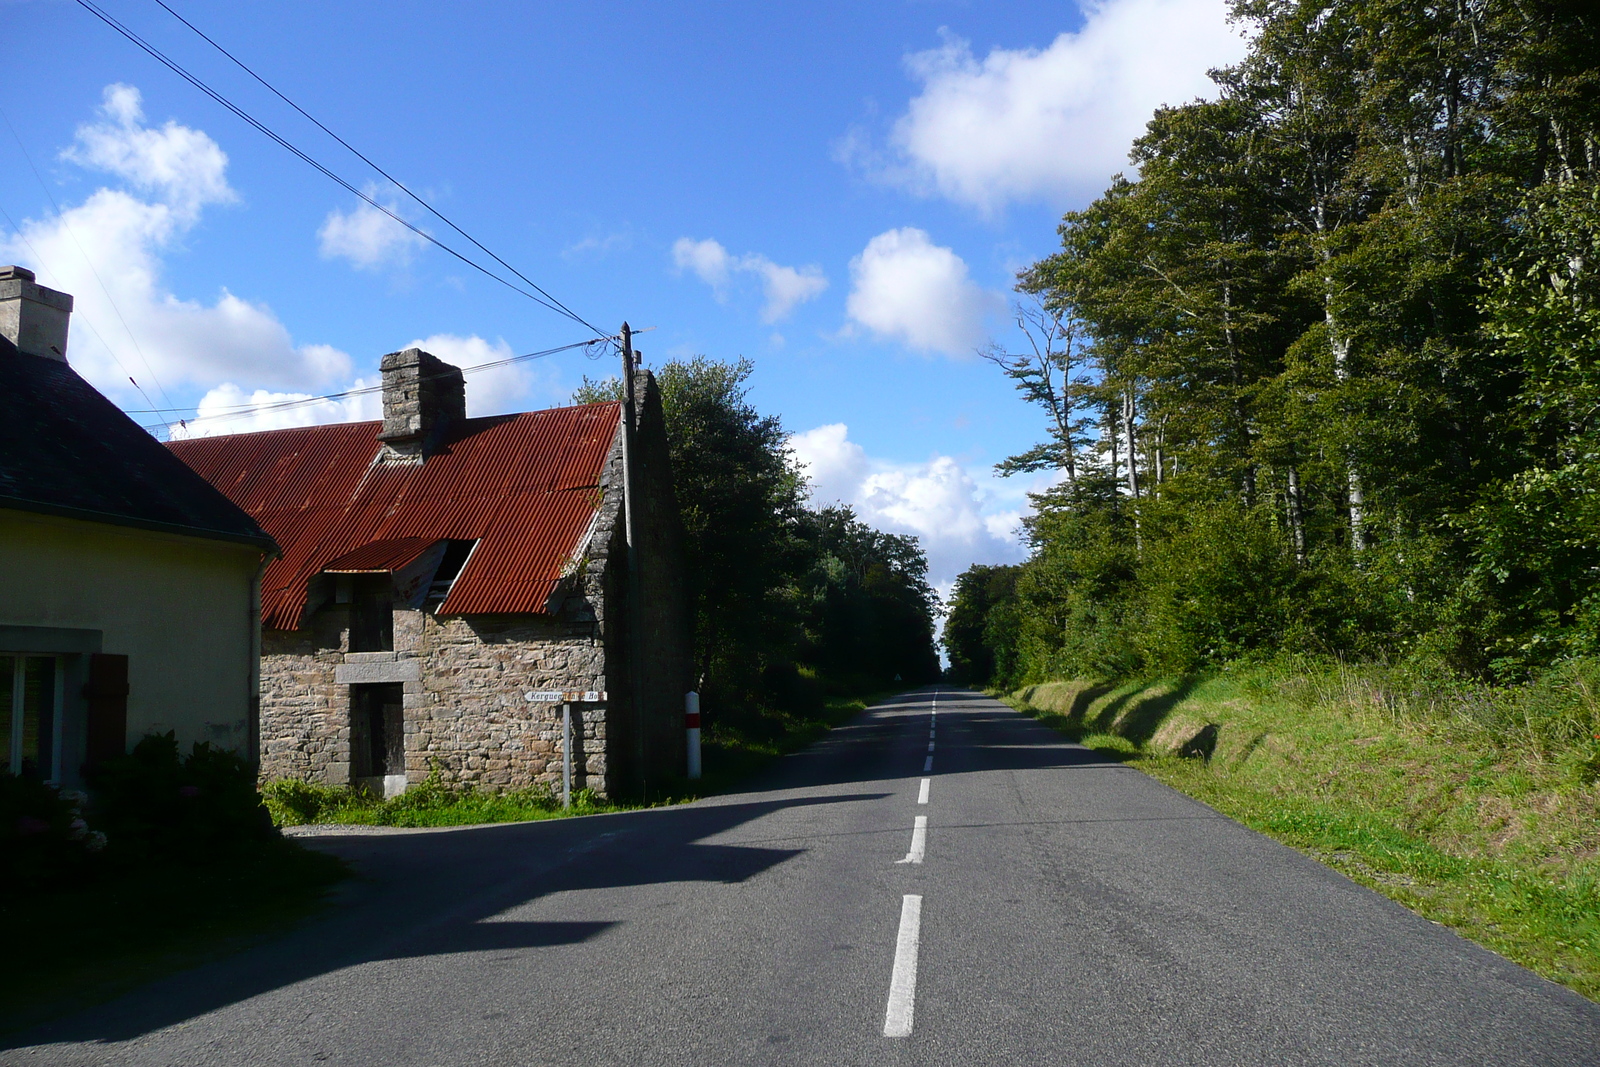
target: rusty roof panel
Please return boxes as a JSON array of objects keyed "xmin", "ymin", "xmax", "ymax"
[
  {"xmin": 323, "ymin": 536, "xmax": 440, "ymax": 573},
  {"xmin": 169, "ymin": 402, "xmax": 620, "ymax": 628}
]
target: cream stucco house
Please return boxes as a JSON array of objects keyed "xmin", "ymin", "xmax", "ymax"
[{"xmin": 0, "ymin": 266, "xmax": 277, "ymax": 786}]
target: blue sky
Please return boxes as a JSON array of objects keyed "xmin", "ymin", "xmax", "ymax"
[{"xmin": 3, "ymin": 0, "xmax": 1247, "ymax": 590}]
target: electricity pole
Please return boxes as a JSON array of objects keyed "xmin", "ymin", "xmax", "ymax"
[{"xmin": 620, "ymin": 323, "xmax": 646, "ymax": 797}]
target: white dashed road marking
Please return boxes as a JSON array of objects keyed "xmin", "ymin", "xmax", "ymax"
[
  {"xmin": 917, "ymin": 778, "xmax": 930, "ymax": 804},
  {"xmin": 883, "ymin": 895, "xmax": 923, "ymax": 1037},
  {"xmin": 897, "ymin": 815, "xmax": 927, "ymax": 865}
]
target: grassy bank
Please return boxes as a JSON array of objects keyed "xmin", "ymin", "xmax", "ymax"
[
  {"xmin": 686, "ymin": 689, "xmax": 891, "ymax": 796},
  {"xmin": 1002, "ymin": 659, "xmax": 1600, "ymax": 1002},
  {"xmin": 264, "ymin": 689, "xmax": 891, "ymax": 828}
]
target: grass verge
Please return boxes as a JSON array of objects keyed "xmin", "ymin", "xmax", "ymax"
[
  {"xmin": 1000, "ymin": 663, "xmax": 1600, "ymax": 1002},
  {"xmin": 264, "ymin": 690, "xmax": 893, "ymax": 827},
  {"xmin": 1, "ymin": 839, "xmax": 345, "ymax": 1038},
  {"xmin": 671, "ymin": 689, "xmax": 891, "ymax": 799},
  {"xmin": 263, "ymin": 774, "xmax": 616, "ymax": 828}
]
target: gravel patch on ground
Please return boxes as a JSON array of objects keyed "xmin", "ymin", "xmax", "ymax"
[{"xmin": 280, "ymin": 823, "xmax": 499, "ymax": 838}]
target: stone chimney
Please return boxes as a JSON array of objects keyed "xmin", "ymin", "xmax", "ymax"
[
  {"xmin": 377, "ymin": 347, "xmax": 466, "ymax": 460},
  {"xmin": 0, "ymin": 266, "xmax": 72, "ymax": 362}
]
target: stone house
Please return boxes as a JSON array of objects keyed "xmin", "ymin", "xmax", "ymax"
[
  {"xmin": 168, "ymin": 347, "xmax": 691, "ymax": 800},
  {"xmin": 0, "ymin": 266, "xmax": 277, "ymax": 786}
]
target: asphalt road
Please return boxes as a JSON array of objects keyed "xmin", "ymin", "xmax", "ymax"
[{"xmin": 9, "ymin": 688, "xmax": 1600, "ymax": 1065}]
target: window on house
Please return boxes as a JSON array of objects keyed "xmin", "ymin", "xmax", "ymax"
[
  {"xmin": 424, "ymin": 539, "xmax": 477, "ymax": 611},
  {"xmin": 348, "ymin": 575, "xmax": 394, "ymax": 653},
  {"xmin": 1, "ymin": 654, "xmax": 59, "ymax": 779}
]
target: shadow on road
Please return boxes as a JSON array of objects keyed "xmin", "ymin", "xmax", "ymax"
[
  {"xmin": 14, "ymin": 686, "xmax": 1119, "ymax": 1049},
  {"xmin": 10, "ymin": 791, "xmax": 885, "ymax": 1049}
]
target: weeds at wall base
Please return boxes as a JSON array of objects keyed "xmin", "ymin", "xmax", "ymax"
[
  {"xmin": 263, "ymin": 690, "xmax": 893, "ymax": 824},
  {"xmin": 262, "ymin": 773, "xmax": 611, "ymax": 828}
]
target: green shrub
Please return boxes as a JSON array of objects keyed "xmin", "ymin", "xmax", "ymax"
[
  {"xmin": 85, "ymin": 732, "xmax": 277, "ymax": 862},
  {"xmin": 1134, "ymin": 502, "xmax": 1298, "ymax": 671},
  {"xmin": 0, "ymin": 773, "xmax": 103, "ymax": 889}
]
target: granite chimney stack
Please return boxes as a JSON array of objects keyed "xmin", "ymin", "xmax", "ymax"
[
  {"xmin": 377, "ymin": 347, "xmax": 466, "ymax": 460},
  {"xmin": 0, "ymin": 266, "xmax": 72, "ymax": 362}
]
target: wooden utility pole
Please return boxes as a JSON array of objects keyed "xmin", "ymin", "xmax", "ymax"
[{"xmin": 620, "ymin": 323, "xmax": 647, "ymax": 796}]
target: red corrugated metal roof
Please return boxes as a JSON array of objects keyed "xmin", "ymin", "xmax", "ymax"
[
  {"xmin": 323, "ymin": 537, "xmax": 439, "ymax": 573},
  {"xmin": 168, "ymin": 403, "xmax": 620, "ymax": 629}
]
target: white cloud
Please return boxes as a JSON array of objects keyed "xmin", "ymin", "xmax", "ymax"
[
  {"xmin": 672, "ymin": 237, "xmax": 732, "ymax": 292},
  {"xmin": 318, "ymin": 188, "xmax": 429, "ymax": 270},
  {"xmin": 563, "ymin": 229, "xmax": 631, "ymax": 259},
  {"xmin": 168, "ymin": 377, "xmax": 382, "ymax": 439},
  {"xmin": 1, "ymin": 84, "xmax": 350, "ymax": 403},
  {"xmin": 63, "ymin": 84, "xmax": 234, "ymax": 219},
  {"xmin": 845, "ymin": 228, "xmax": 1000, "ymax": 356},
  {"xmin": 746, "ymin": 257, "xmax": 828, "ymax": 323},
  {"xmin": 672, "ymin": 236, "xmax": 828, "ymax": 322},
  {"xmin": 789, "ymin": 422, "xmax": 1026, "ymax": 588},
  {"xmin": 404, "ymin": 333, "xmax": 566, "ymax": 417},
  {"xmin": 856, "ymin": 0, "xmax": 1250, "ymax": 212}
]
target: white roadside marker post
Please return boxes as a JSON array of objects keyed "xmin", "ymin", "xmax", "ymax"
[{"xmin": 685, "ymin": 690, "xmax": 702, "ymax": 779}]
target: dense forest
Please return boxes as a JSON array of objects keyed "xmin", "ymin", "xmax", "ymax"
[
  {"xmin": 576, "ymin": 358, "xmax": 942, "ymax": 732},
  {"xmin": 948, "ymin": 0, "xmax": 1600, "ymax": 688}
]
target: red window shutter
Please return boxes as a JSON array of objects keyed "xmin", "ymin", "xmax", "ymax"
[{"xmin": 84, "ymin": 653, "xmax": 129, "ymax": 767}]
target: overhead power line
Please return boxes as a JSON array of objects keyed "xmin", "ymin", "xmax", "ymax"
[
  {"xmin": 132, "ymin": 337, "xmax": 612, "ymax": 435},
  {"xmin": 72, "ymin": 0, "xmax": 608, "ymax": 339},
  {"xmin": 146, "ymin": 0, "xmax": 605, "ymax": 340}
]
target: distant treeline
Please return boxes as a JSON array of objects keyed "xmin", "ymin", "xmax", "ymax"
[
  {"xmin": 576, "ymin": 359, "xmax": 941, "ymax": 728},
  {"xmin": 947, "ymin": 0, "xmax": 1600, "ymax": 687}
]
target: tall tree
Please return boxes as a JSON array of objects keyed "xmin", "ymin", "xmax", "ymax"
[
  {"xmin": 576, "ymin": 358, "xmax": 806, "ymax": 703},
  {"xmin": 978, "ymin": 0, "xmax": 1600, "ymax": 681}
]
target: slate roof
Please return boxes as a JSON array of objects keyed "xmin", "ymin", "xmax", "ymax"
[
  {"xmin": 167, "ymin": 402, "xmax": 621, "ymax": 630},
  {"xmin": 0, "ymin": 336, "xmax": 277, "ymax": 551}
]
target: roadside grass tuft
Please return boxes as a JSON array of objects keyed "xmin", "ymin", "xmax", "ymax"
[
  {"xmin": 1001, "ymin": 658, "xmax": 1600, "ymax": 1002},
  {"xmin": 263, "ymin": 771, "xmax": 612, "ymax": 828},
  {"xmin": 264, "ymin": 690, "xmax": 894, "ymax": 825},
  {"xmin": 648, "ymin": 689, "xmax": 893, "ymax": 803}
]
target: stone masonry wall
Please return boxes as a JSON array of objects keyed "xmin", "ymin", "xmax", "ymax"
[
  {"xmin": 258, "ymin": 597, "xmax": 614, "ymax": 796},
  {"xmin": 259, "ymin": 607, "xmax": 350, "ymax": 785},
  {"xmin": 403, "ymin": 611, "xmax": 609, "ymax": 793}
]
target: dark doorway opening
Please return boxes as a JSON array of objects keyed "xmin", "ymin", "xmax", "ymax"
[
  {"xmin": 350, "ymin": 682, "xmax": 405, "ymax": 781},
  {"xmin": 348, "ymin": 576, "xmax": 394, "ymax": 653}
]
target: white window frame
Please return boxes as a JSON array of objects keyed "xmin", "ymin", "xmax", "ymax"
[{"xmin": 4, "ymin": 652, "xmax": 65, "ymax": 783}]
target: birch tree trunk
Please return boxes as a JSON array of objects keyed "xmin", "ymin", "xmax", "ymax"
[
  {"xmin": 1286, "ymin": 466, "xmax": 1307, "ymax": 565},
  {"xmin": 1106, "ymin": 406, "xmax": 1120, "ymax": 497},
  {"xmin": 1326, "ymin": 304, "xmax": 1370, "ymax": 551},
  {"xmin": 1122, "ymin": 389, "xmax": 1141, "ymax": 500}
]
